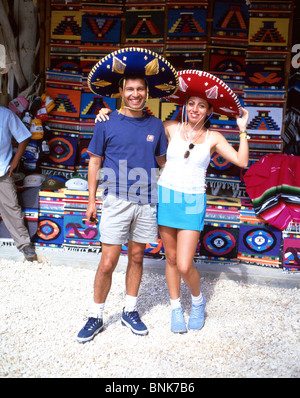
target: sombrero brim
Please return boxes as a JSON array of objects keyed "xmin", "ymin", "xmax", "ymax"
[
  {"xmin": 169, "ymin": 70, "xmax": 242, "ymax": 117},
  {"xmin": 88, "ymin": 47, "xmax": 178, "ymax": 99}
]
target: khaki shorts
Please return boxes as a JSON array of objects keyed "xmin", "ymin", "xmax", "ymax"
[{"xmin": 99, "ymin": 194, "xmax": 158, "ymax": 244}]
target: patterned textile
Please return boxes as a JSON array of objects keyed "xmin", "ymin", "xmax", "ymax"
[
  {"xmin": 167, "ymin": 7, "xmax": 207, "ymax": 41},
  {"xmin": 166, "ymin": 51, "xmax": 204, "ymax": 72},
  {"xmin": 160, "ymin": 102, "xmax": 182, "ymax": 122},
  {"xmin": 33, "ymin": 190, "xmax": 64, "ymax": 247},
  {"xmin": 282, "ymin": 223, "xmax": 300, "ymax": 271},
  {"xmin": 46, "ymin": 87, "xmax": 81, "ymax": 118},
  {"xmin": 81, "ymin": 9, "xmax": 121, "ymax": 45},
  {"xmin": 63, "ymin": 188, "xmax": 102, "ymax": 252},
  {"xmin": 204, "ymin": 195, "xmax": 241, "ymax": 228},
  {"xmin": 238, "ymin": 224, "xmax": 281, "ymax": 267},
  {"xmin": 125, "ymin": 4, "xmax": 165, "ymax": 51},
  {"xmin": 34, "ymin": 215, "xmax": 64, "ymax": 247},
  {"xmin": 50, "ymin": 54, "xmax": 81, "ymax": 72},
  {"xmin": 208, "ymin": 152, "xmax": 241, "ymax": 177},
  {"xmin": 212, "ymin": 1, "xmax": 249, "ymax": 46},
  {"xmin": 42, "ymin": 132, "xmax": 78, "ymax": 169},
  {"xmin": 80, "ymin": 93, "xmax": 117, "ymax": 119},
  {"xmin": 206, "ymin": 174, "xmax": 240, "ymax": 197},
  {"xmin": 34, "ymin": 189, "xmax": 65, "ymax": 247},
  {"xmin": 245, "ymin": 61, "xmax": 285, "ymax": 87},
  {"xmin": 165, "ymin": 2, "xmax": 207, "ymax": 65},
  {"xmin": 47, "ymin": 116, "xmax": 81, "ymax": 133},
  {"xmin": 144, "ymin": 99, "xmax": 160, "ymax": 118},
  {"xmin": 209, "ymin": 52, "xmax": 246, "ymax": 96},
  {"xmin": 122, "ymin": 239, "xmax": 164, "ymax": 258},
  {"xmin": 63, "ymin": 212, "xmax": 101, "ymax": 252},
  {"xmin": 248, "ymin": 18, "xmax": 289, "ymax": 49},
  {"xmin": 244, "ymin": 153, "xmax": 300, "ymax": 230},
  {"xmin": 46, "ymin": 70, "xmax": 82, "ymax": 90},
  {"xmin": 239, "ymin": 201, "xmax": 268, "ymax": 226},
  {"xmin": 199, "ymin": 195, "xmax": 240, "ymax": 263},
  {"xmin": 51, "ymin": 10, "xmax": 82, "ymax": 42},
  {"xmin": 247, "ymin": 106, "xmax": 282, "ymax": 136},
  {"xmin": 78, "ymin": 136, "xmax": 91, "ymax": 166},
  {"xmin": 283, "ymin": 238, "xmax": 300, "ymax": 271},
  {"xmin": 200, "ymin": 225, "xmax": 239, "ymax": 261}
]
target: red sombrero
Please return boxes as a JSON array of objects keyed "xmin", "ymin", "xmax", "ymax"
[{"xmin": 169, "ymin": 70, "xmax": 242, "ymax": 117}]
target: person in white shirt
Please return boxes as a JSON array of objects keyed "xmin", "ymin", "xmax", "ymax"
[{"xmin": 0, "ymin": 105, "xmax": 37, "ymax": 261}]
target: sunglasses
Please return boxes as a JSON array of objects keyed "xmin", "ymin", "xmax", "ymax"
[{"xmin": 184, "ymin": 143, "xmax": 195, "ymax": 159}]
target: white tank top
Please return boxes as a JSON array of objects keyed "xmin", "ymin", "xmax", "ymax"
[{"xmin": 158, "ymin": 123, "xmax": 212, "ymax": 194}]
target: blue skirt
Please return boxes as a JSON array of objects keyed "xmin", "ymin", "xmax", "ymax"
[{"xmin": 157, "ymin": 185, "xmax": 206, "ymax": 231}]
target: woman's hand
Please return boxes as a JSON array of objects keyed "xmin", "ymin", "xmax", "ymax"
[
  {"xmin": 95, "ymin": 108, "xmax": 112, "ymax": 123},
  {"xmin": 236, "ymin": 107, "xmax": 249, "ymax": 132}
]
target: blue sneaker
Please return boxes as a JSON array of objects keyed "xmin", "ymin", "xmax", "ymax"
[
  {"xmin": 121, "ymin": 309, "xmax": 148, "ymax": 335},
  {"xmin": 77, "ymin": 317, "xmax": 103, "ymax": 343},
  {"xmin": 188, "ymin": 296, "xmax": 206, "ymax": 330},
  {"xmin": 171, "ymin": 308, "xmax": 187, "ymax": 333}
]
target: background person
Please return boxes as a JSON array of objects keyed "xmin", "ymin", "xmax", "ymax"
[{"xmin": 0, "ymin": 105, "xmax": 37, "ymax": 261}]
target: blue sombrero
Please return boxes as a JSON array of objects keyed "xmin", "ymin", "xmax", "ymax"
[{"xmin": 88, "ymin": 47, "xmax": 178, "ymax": 99}]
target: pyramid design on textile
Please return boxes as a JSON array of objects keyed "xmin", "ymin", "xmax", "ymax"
[
  {"xmin": 248, "ymin": 110, "xmax": 280, "ymax": 131},
  {"xmin": 214, "ymin": 58, "xmax": 244, "ymax": 73},
  {"xmin": 86, "ymin": 17, "xmax": 118, "ymax": 40},
  {"xmin": 161, "ymin": 103, "xmax": 182, "ymax": 122},
  {"xmin": 169, "ymin": 12, "xmax": 204, "ymax": 34},
  {"xmin": 251, "ymin": 21, "xmax": 285, "ymax": 44},
  {"xmin": 52, "ymin": 16, "xmax": 81, "ymax": 36},
  {"xmin": 81, "ymin": 97, "xmax": 107, "ymax": 116},
  {"xmin": 131, "ymin": 17, "xmax": 161, "ymax": 36},
  {"xmin": 216, "ymin": 5, "xmax": 247, "ymax": 30},
  {"xmin": 55, "ymin": 95, "xmax": 78, "ymax": 114}
]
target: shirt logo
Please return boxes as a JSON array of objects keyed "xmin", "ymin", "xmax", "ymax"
[{"xmin": 147, "ymin": 135, "xmax": 154, "ymax": 142}]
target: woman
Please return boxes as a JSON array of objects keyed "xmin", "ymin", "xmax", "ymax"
[{"xmin": 96, "ymin": 70, "xmax": 249, "ymax": 334}]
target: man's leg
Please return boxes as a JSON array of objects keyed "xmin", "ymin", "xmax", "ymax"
[
  {"xmin": 121, "ymin": 240, "xmax": 148, "ymax": 335},
  {"xmin": 125, "ymin": 240, "xmax": 146, "ymax": 298},
  {"xmin": 77, "ymin": 243, "xmax": 122, "ymax": 343},
  {"xmin": 94, "ymin": 243, "xmax": 122, "ymax": 303},
  {"xmin": 0, "ymin": 174, "xmax": 36, "ymax": 260}
]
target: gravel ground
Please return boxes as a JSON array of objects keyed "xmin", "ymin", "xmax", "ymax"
[{"xmin": 0, "ymin": 256, "xmax": 299, "ymax": 378}]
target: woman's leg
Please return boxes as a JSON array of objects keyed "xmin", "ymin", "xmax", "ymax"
[
  {"xmin": 159, "ymin": 225, "xmax": 181, "ymax": 300},
  {"xmin": 176, "ymin": 229, "xmax": 201, "ymax": 297},
  {"xmin": 159, "ymin": 225, "xmax": 187, "ymax": 333},
  {"xmin": 176, "ymin": 229, "xmax": 206, "ymax": 330}
]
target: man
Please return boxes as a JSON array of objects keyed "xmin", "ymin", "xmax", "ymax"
[
  {"xmin": 0, "ymin": 105, "xmax": 37, "ymax": 261},
  {"xmin": 77, "ymin": 48, "xmax": 178, "ymax": 343}
]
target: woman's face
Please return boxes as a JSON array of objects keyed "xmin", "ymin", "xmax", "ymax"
[{"xmin": 186, "ymin": 96, "xmax": 211, "ymax": 125}]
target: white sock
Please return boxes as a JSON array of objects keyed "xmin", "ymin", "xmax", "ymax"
[
  {"xmin": 191, "ymin": 292, "xmax": 204, "ymax": 306},
  {"xmin": 89, "ymin": 302, "xmax": 105, "ymax": 319},
  {"xmin": 124, "ymin": 294, "xmax": 137, "ymax": 313},
  {"xmin": 170, "ymin": 297, "xmax": 181, "ymax": 310}
]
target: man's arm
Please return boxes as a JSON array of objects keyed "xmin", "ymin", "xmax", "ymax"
[
  {"xmin": 86, "ymin": 154, "xmax": 102, "ymax": 222},
  {"xmin": 8, "ymin": 138, "xmax": 30, "ymax": 176},
  {"xmin": 155, "ymin": 154, "xmax": 166, "ymax": 169}
]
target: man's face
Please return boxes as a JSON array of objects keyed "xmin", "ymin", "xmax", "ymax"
[{"xmin": 119, "ymin": 78, "xmax": 147, "ymax": 110}]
